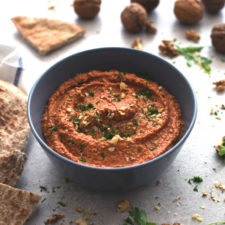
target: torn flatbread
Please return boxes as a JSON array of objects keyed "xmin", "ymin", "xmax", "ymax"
[
  {"xmin": 0, "ymin": 183, "xmax": 41, "ymax": 225},
  {"xmin": 0, "ymin": 150, "xmax": 26, "ymax": 187},
  {"xmin": 0, "ymin": 80, "xmax": 29, "ymax": 186},
  {"xmin": 11, "ymin": 16, "xmax": 85, "ymax": 55}
]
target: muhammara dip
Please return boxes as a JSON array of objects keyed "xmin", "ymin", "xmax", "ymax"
[{"xmin": 42, "ymin": 70, "xmax": 183, "ymax": 167}]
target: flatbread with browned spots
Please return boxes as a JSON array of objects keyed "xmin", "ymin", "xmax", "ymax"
[
  {"xmin": 0, "ymin": 80, "xmax": 29, "ymax": 186},
  {"xmin": 0, "ymin": 183, "xmax": 41, "ymax": 225},
  {"xmin": 11, "ymin": 16, "xmax": 85, "ymax": 55}
]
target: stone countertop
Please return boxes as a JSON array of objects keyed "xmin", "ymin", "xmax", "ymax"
[{"xmin": 1, "ymin": 0, "xmax": 225, "ymax": 224}]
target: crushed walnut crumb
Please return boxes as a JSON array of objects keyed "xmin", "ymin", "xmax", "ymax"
[
  {"xmin": 76, "ymin": 217, "xmax": 87, "ymax": 225},
  {"xmin": 132, "ymin": 38, "xmax": 142, "ymax": 50},
  {"xmin": 156, "ymin": 179, "xmax": 162, "ymax": 185},
  {"xmin": 172, "ymin": 195, "xmax": 181, "ymax": 202},
  {"xmin": 210, "ymin": 188, "xmax": 220, "ymax": 202},
  {"xmin": 214, "ymin": 181, "xmax": 225, "ymax": 192},
  {"xmin": 158, "ymin": 40, "xmax": 179, "ymax": 57},
  {"xmin": 185, "ymin": 30, "xmax": 200, "ymax": 42},
  {"xmin": 117, "ymin": 200, "xmax": 130, "ymax": 212},
  {"xmin": 76, "ymin": 207, "xmax": 83, "ymax": 213},
  {"xmin": 213, "ymin": 79, "xmax": 225, "ymax": 91},
  {"xmin": 192, "ymin": 214, "xmax": 203, "ymax": 222},
  {"xmin": 45, "ymin": 214, "xmax": 64, "ymax": 224}
]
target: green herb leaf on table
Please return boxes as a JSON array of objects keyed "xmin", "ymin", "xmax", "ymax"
[
  {"xmin": 176, "ymin": 45, "xmax": 212, "ymax": 74},
  {"xmin": 124, "ymin": 207, "xmax": 156, "ymax": 225},
  {"xmin": 207, "ymin": 222, "xmax": 225, "ymax": 225},
  {"xmin": 219, "ymin": 145, "xmax": 225, "ymax": 157}
]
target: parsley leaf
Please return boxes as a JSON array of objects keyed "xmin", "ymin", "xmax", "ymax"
[
  {"xmin": 207, "ymin": 222, "xmax": 225, "ymax": 225},
  {"xmin": 124, "ymin": 207, "xmax": 156, "ymax": 225},
  {"xmin": 176, "ymin": 45, "xmax": 212, "ymax": 74},
  {"xmin": 219, "ymin": 145, "xmax": 225, "ymax": 157}
]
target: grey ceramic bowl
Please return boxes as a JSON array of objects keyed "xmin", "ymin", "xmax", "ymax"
[{"xmin": 28, "ymin": 47, "xmax": 197, "ymax": 191}]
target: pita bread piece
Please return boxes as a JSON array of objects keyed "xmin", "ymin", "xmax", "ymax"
[
  {"xmin": 0, "ymin": 150, "xmax": 26, "ymax": 187},
  {"xmin": 0, "ymin": 183, "xmax": 41, "ymax": 225},
  {"xmin": 0, "ymin": 80, "xmax": 29, "ymax": 186},
  {"xmin": 11, "ymin": 16, "xmax": 85, "ymax": 55}
]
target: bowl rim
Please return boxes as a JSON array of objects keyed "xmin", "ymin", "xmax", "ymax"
[{"xmin": 27, "ymin": 47, "xmax": 197, "ymax": 171}]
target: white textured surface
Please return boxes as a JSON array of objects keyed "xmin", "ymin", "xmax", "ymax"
[{"xmin": 1, "ymin": 0, "xmax": 225, "ymax": 224}]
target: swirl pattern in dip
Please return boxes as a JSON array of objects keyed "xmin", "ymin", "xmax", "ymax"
[{"xmin": 42, "ymin": 70, "xmax": 183, "ymax": 167}]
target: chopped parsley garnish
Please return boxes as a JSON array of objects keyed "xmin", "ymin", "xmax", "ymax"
[
  {"xmin": 67, "ymin": 140, "xmax": 75, "ymax": 144},
  {"xmin": 137, "ymin": 90, "xmax": 153, "ymax": 100},
  {"xmin": 57, "ymin": 201, "xmax": 67, "ymax": 207},
  {"xmin": 49, "ymin": 126, "xmax": 57, "ymax": 131},
  {"xmin": 77, "ymin": 82, "xmax": 83, "ymax": 87},
  {"xmin": 149, "ymin": 147, "xmax": 157, "ymax": 151},
  {"xmin": 112, "ymin": 126, "xmax": 118, "ymax": 132},
  {"xmin": 117, "ymin": 72, "xmax": 122, "ymax": 78},
  {"xmin": 91, "ymin": 128, "xmax": 96, "ymax": 135},
  {"xmin": 148, "ymin": 108, "xmax": 158, "ymax": 115},
  {"xmin": 69, "ymin": 115, "xmax": 75, "ymax": 121},
  {"xmin": 74, "ymin": 118, "xmax": 80, "ymax": 125},
  {"xmin": 40, "ymin": 185, "xmax": 48, "ymax": 192},
  {"xmin": 120, "ymin": 132, "xmax": 131, "ymax": 138},
  {"xmin": 52, "ymin": 186, "xmax": 61, "ymax": 193},
  {"xmin": 104, "ymin": 132, "xmax": 114, "ymax": 140},
  {"xmin": 140, "ymin": 130, "xmax": 145, "ymax": 133},
  {"xmin": 188, "ymin": 176, "xmax": 203, "ymax": 184},
  {"xmin": 96, "ymin": 100, "xmax": 100, "ymax": 105},
  {"xmin": 80, "ymin": 103, "xmax": 94, "ymax": 111},
  {"xmin": 80, "ymin": 158, "xmax": 86, "ymax": 162},
  {"xmin": 193, "ymin": 185, "xmax": 199, "ymax": 192},
  {"xmin": 100, "ymin": 125, "xmax": 107, "ymax": 132},
  {"xmin": 51, "ymin": 115, "xmax": 56, "ymax": 117},
  {"xmin": 100, "ymin": 152, "xmax": 105, "ymax": 159},
  {"xmin": 89, "ymin": 91, "xmax": 94, "ymax": 97},
  {"xmin": 133, "ymin": 119, "xmax": 138, "ymax": 126},
  {"xmin": 123, "ymin": 207, "xmax": 156, "ymax": 225},
  {"xmin": 80, "ymin": 105, "xmax": 86, "ymax": 111},
  {"xmin": 41, "ymin": 197, "xmax": 47, "ymax": 203},
  {"xmin": 87, "ymin": 103, "xmax": 94, "ymax": 109},
  {"xmin": 93, "ymin": 115, "xmax": 99, "ymax": 121}
]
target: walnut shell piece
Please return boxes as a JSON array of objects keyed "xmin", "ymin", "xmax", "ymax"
[
  {"xmin": 121, "ymin": 3, "xmax": 148, "ymax": 33},
  {"xmin": 211, "ymin": 24, "xmax": 225, "ymax": 54},
  {"xmin": 202, "ymin": 0, "xmax": 225, "ymax": 14},
  {"xmin": 174, "ymin": 0, "xmax": 203, "ymax": 25},
  {"xmin": 130, "ymin": 0, "xmax": 160, "ymax": 12},
  {"xmin": 73, "ymin": 0, "xmax": 101, "ymax": 19}
]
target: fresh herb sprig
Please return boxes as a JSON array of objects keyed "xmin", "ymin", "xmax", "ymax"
[
  {"xmin": 218, "ymin": 137, "xmax": 225, "ymax": 157},
  {"xmin": 123, "ymin": 207, "xmax": 156, "ymax": 225},
  {"xmin": 207, "ymin": 223, "xmax": 225, "ymax": 225},
  {"xmin": 175, "ymin": 45, "xmax": 212, "ymax": 75}
]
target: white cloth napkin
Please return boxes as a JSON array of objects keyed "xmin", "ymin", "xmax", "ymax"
[{"xmin": 0, "ymin": 44, "xmax": 27, "ymax": 93}]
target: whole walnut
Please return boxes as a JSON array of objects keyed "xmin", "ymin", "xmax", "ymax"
[
  {"xmin": 211, "ymin": 24, "xmax": 225, "ymax": 54},
  {"xmin": 202, "ymin": 0, "xmax": 225, "ymax": 14},
  {"xmin": 73, "ymin": 0, "xmax": 101, "ymax": 19},
  {"xmin": 130, "ymin": 0, "xmax": 160, "ymax": 12},
  {"xmin": 121, "ymin": 3, "xmax": 148, "ymax": 33},
  {"xmin": 174, "ymin": 0, "xmax": 203, "ymax": 24}
]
